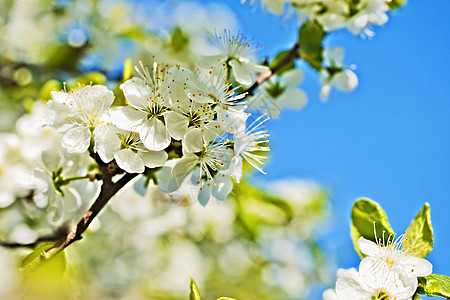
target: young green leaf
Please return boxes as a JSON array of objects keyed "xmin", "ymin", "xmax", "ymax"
[
  {"xmin": 270, "ymin": 50, "xmax": 296, "ymax": 75},
  {"xmin": 298, "ymin": 20, "xmax": 326, "ymax": 71},
  {"xmin": 404, "ymin": 203, "xmax": 433, "ymax": 258},
  {"xmin": 21, "ymin": 243, "xmax": 66, "ymax": 275},
  {"xmin": 417, "ymin": 273, "xmax": 450, "ymax": 298},
  {"xmin": 351, "ymin": 199, "xmax": 394, "ymax": 258},
  {"xmin": 189, "ymin": 278, "xmax": 202, "ymax": 300}
]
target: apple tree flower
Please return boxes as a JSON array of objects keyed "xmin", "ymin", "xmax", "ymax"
[
  {"xmin": 48, "ymin": 85, "xmax": 114, "ymax": 153},
  {"xmin": 248, "ymin": 68, "xmax": 307, "ymax": 118},
  {"xmin": 201, "ymin": 31, "xmax": 269, "ymax": 85},
  {"xmin": 94, "ymin": 124, "xmax": 168, "ymax": 173},
  {"xmin": 108, "ymin": 62, "xmax": 174, "ymax": 151},
  {"xmin": 319, "ymin": 47, "xmax": 358, "ymax": 101}
]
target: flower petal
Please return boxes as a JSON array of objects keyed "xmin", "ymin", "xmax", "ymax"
[
  {"xmin": 229, "ymin": 59, "xmax": 253, "ymax": 85},
  {"xmin": 357, "ymin": 237, "xmax": 380, "ymax": 257},
  {"xmin": 61, "ymin": 126, "xmax": 91, "ymax": 153},
  {"xmin": 400, "ymin": 256, "xmax": 433, "ymax": 277},
  {"xmin": 114, "ymin": 149, "xmax": 145, "ymax": 173},
  {"xmin": 334, "ymin": 70, "xmax": 358, "ymax": 91},
  {"xmin": 280, "ymin": 69, "xmax": 304, "ymax": 87},
  {"xmin": 139, "ymin": 150, "xmax": 168, "ymax": 168},
  {"xmin": 212, "ymin": 173, "xmax": 233, "ymax": 201},
  {"xmin": 109, "ymin": 106, "xmax": 146, "ymax": 132},
  {"xmin": 171, "ymin": 154, "xmax": 199, "ymax": 181},
  {"xmin": 93, "ymin": 125, "xmax": 121, "ymax": 163},
  {"xmin": 120, "ymin": 77, "xmax": 151, "ymax": 109},
  {"xmin": 165, "ymin": 111, "xmax": 189, "ymax": 140},
  {"xmin": 183, "ymin": 128, "xmax": 204, "ymax": 153},
  {"xmin": 277, "ymin": 89, "xmax": 307, "ymax": 110},
  {"xmin": 139, "ymin": 118, "xmax": 171, "ymax": 151}
]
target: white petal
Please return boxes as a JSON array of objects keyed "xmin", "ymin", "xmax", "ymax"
[
  {"xmin": 229, "ymin": 59, "xmax": 253, "ymax": 85},
  {"xmin": 335, "ymin": 268, "xmax": 372, "ymax": 299},
  {"xmin": 120, "ymin": 77, "xmax": 151, "ymax": 109},
  {"xmin": 139, "ymin": 150, "xmax": 168, "ymax": 168},
  {"xmin": 229, "ymin": 156, "xmax": 243, "ymax": 183},
  {"xmin": 114, "ymin": 149, "xmax": 145, "ymax": 173},
  {"xmin": 61, "ymin": 126, "xmax": 91, "ymax": 153},
  {"xmin": 277, "ymin": 89, "xmax": 307, "ymax": 110},
  {"xmin": 93, "ymin": 125, "xmax": 121, "ymax": 163},
  {"xmin": 322, "ymin": 289, "xmax": 341, "ymax": 300},
  {"xmin": 171, "ymin": 154, "xmax": 199, "ymax": 180},
  {"xmin": 165, "ymin": 111, "xmax": 189, "ymax": 140},
  {"xmin": 357, "ymin": 237, "xmax": 380, "ymax": 257},
  {"xmin": 198, "ymin": 182, "xmax": 212, "ymax": 206},
  {"xmin": 198, "ymin": 54, "xmax": 225, "ymax": 69},
  {"xmin": 109, "ymin": 106, "xmax": 146, "ymax": 131},
  {"xmin": 183, "ymin": 128, "xmax": 204, "ymax": 153},
  {"xmin": 400, "ymin": 256, "xmax": 433, "ymax": 277},
  {"xmin": 81, "ymin": 85, "xmax": 114, "ymax": 111},
  {"xmin": 41, "ymin": 150, "xmax": 62, "ymax": 172},
  {"xmin": 334, "ymin": 70, "xmax": 359, "ymax": 91},
  {"xmin": 62, "ymin": 187, "xmax": 82, "ymax": 213},
  {"xmin": 280, "ymin": 69, "xmax": 304, "ymax": 87},
  {"xmin": 139, "ymin": 118, "xmax": 171, "ymax": 151},
  {"xmin": 212, "ymin": 173, "xmax": 233, "ymax": 201},
  {"xmin": 156, "ymin": 164, "xmax": 183, "ymax": 193}
]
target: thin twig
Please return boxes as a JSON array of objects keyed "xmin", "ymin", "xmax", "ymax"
[
  {"xmin": 21, "ymin": 160, "xmax": 138, "ymax": 271},
  {"xmin": 244, "ymin": 42, "xmax": 301, "ymax": 96},
  {"xmin": 0, "ymin": 226, "xmax": 69, "ymax": 249}
]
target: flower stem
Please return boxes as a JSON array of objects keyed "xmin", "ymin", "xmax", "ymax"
[{"xmin": 21, "ymin": 160, "xmax": 138, "ymax": 271}]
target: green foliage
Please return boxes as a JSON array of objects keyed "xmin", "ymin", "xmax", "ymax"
[
  {"xmin": 171, "ymin": 27, "xmax": 190, "ymax": 53},
  {"xmin": 21, "ymin": 244, "xmax": 66, "ymax": 275},
  {"xmin": 351, "ymin": 199, "xmax": 394, "ymax": 258},
  {"xmin": 190, "ymin": 278, "xmax": 202, "ymax": 300},
  {"xmin": 298, "ymin": 20, "xmax": 326, "ymax": 71},
  {"xmin": 387, "ymin": 0, "xmax": 407, "ymax": 10},
  {"xmin": 417, "ymin": 273, "xmax": 450, "ymax": 298},
  {"xmin": 270, "ymin": 50, "xmax": 296, "ymax": 75},
  {"xmin": 404, "ymin": 203, "xmax": 433, "ymax": 258}
]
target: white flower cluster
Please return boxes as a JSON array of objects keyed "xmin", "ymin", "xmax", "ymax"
[
  {"xmin": 242, "ymin": 0, "xmax": 389, "ymax": 36},
  {"xmin": 45, "ymin": 55, "xmax": 269, "ymax": 206},
  {"xmin": 324, "ymin": 232, "xmax": 433, "ymax": 300}
]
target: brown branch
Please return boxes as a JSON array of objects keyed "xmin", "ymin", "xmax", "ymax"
[
  {"xmin": 0, "ymin": 226, "xmax": 70, "ymax": 249},
  {"xmin": 21, "ymin": 160, "xmax": 138, "ymax": 271},
  {"xmin": 244, "ymin": 42, "xmax": 301, "ymax": 96}
]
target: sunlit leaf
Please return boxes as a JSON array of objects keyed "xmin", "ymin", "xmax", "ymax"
[
  {"xmin": 351, "ymin": 198, "xmax": 394, "ymax": 258},
  {"xmin": 190, "ymin": 278, "xmax": 202, "ymax": 300},
  {"xmin": 417, "ymin": 273, "xmax": 450, "ymax": 298},
  {"xmin": 404, "ymin": 203, "xmax": 433, "ymax": 258},
  {"xmin": 298, "ymin": 20, "xmax": 326, "ymax": 71}
]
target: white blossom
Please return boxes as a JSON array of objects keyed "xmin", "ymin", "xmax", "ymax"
[
  {"xmin": 248, "ymin": 68, "xmax": 307, "ymax": 117},
  {"xmin": 108, "ymin": 62, "xmax": 174, "ymax": 151},
  {"xmin": 201, "ymin": 31, "xmax": 268, "ymax": 85},
  {"xmin": 48, "ymin": 84, "xmax": 114, "ymax": 153},
  {"xmin": 319, "ymin": 47, "xmax": 358, "ymax": 100},
  {"xmin": 94, "ymin": 124, "xmax": 168, "ymax": 173}
]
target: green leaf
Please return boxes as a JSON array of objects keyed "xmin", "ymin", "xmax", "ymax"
[
  {"xmin": 122, "ymin": 58, "xmax": 134, "ymax": 82},
  {"xmin": 417, "ymin": 273, "xmax": 450, "ymax": 298},
  {"xmin": 189, "ymin": 278, "xmax": 202, "ymax": 300},
  {"xmin": 351, "ymin": 199, "xmax": 395, "ymax": 258},
  {"xmin": 171, "ymin": 27, "xmax": 190, "ymax": 53},
  {"xmin": 404, "ymin": 203, "xmax": 433, "ymax": 258},
  {"xmin": 270, "ymin": 50, "xmax": 296, "ymax": 75},
  {"xmin": 21, "ymin": 243, "xmax": 66, "ymax": 276},
  {"xmin": 217, "ymin": 298, "xmax": 237, "ymax": 300},
  {"xmin": 387, "ymin": 0, "xmax": 406, "ymax": 10},
  {"xmin": 298, "ymin": 20, "xmax": 326, "ymax": 71}
]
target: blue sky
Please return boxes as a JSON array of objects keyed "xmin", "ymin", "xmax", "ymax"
[{"xmin": 219, "ymin": 0, "xmax": 450, "ymax": 290}]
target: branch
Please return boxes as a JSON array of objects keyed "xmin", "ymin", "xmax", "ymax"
[
  {"xmin": 244, "ymin": 42, "xmax": 301, "ymax": 96},
  {"xmin": 21, "ymin": 160, "xmax": 138, "ymax": 271},
  {"xmin": 0, "ymin": 226, "xmax": 69, "ymax": 249}
]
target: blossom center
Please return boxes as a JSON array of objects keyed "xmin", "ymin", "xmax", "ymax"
[{"xmin": 372, "ymin": 289, "xmax": 391, "ymax": 300}]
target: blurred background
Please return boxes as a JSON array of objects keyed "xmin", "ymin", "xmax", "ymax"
[{"xmin": 0, "ymin": 0, "xmax": 449, "ymax": 299}]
